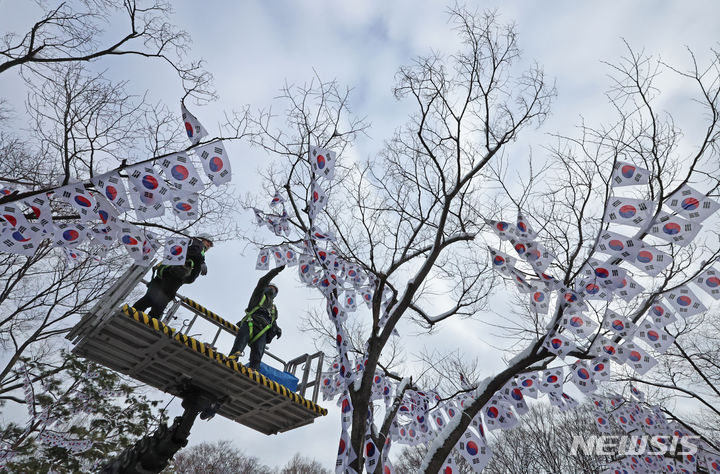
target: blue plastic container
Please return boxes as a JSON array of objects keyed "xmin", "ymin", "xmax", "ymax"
[{"xmin": 258, "ymin": 362, "xmax": 299, "ymax": 392}]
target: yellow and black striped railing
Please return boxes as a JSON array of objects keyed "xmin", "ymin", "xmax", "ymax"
[
  {"xmin": 179, "ymin": 296, "xmax": 240, "ymax": 334},
  {"xmin": 121, "ymin": 304, "xmax": 327, "ymax": 416}
]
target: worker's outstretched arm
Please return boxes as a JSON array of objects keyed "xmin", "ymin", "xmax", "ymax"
[{"xmin": 247, "ymin": 265, "xmax": 285, "ymax": 308}]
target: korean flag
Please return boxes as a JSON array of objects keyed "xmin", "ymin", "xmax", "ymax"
[
  {"xmin": 194, "ymin": 140, "xmax": 232, "ymax": 186},
  {"xmin": 665, "ymin": 285, "xmax": 707, "ymax": 318},
  {"xmin": 162, "ymin": 236, "xmax": 189, "ymax": 265},
  {"xmin": 159, "ymin": 152, "xmax": 204, "ymax": 193},
  {"xmin": 604, "ymin": 196, "xmax": 656, "ymax": 227},
  {"xmin": 309, "ymin": 145, "xmax": 336, "ymax": 181},
  {"xmin": 648, "ymin": 210, "xmax": 702, "ymax": 247},
  {"xmin": 610, "ymin": 161, "xmax": 651, "ymax": 187},
  {"xmin": 666, "ymin": 184, "xmax": 720, "ymax": 222},
  {"xmin": 91, "ymin": 171, "xmax": 131, "ymax": 211},
  {"xmin": 256, "ymin": 248, "xmax": 270, "ymax": 270},
  {"xmin": 695, "ymin": 266, "xmax": 720, "ymax": 300},
  {"xmin": 54, "ymin": 183, "xmax": 98, "ymax": 222},
  {"xmin": 181, "ymin": 102, "xmax": 208, "ymax": 145}
]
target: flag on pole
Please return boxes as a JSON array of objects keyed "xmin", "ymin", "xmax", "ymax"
[
  {"xmin": 666, "ymin": 184, "xmax": 720, "ymax": 222},
  {"xmin": 309, "ymin": 145, "xmax": 337, "ymax": 181},
  {"xmin": 194, "ymin": 141, "xmax": 232, "ymax": 185},
  {"xmin": 181, "ymin": 102, "xmax": 208, "ymax": 145},
  {"xmin": 611, "ymin": 161, "xmax": 651, "ymax": 187},
  {"xmin": 162, "ymin": 237, "xmax": 189, "ymax": 265},
  {"xmin": 159, "ymin": 152, "xmax": 204, "ymax": 192},
  {"xmin": 604, "ymin": 197, "xmax": 656, "ymax": 227},
  {"xmin": 91, "ymin": 171, "xmax": 131, "ymax": 211}
]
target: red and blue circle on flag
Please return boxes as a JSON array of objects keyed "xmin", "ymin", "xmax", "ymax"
[
  {"xmin": 629, "ymin": 351, "xmax": 642, "ymax": 362},
  {"xmin": 486, "ymin": 406, "xmax": 499, "ymax": 418},
  {"xmin": 63, "ymin": 229, "xmax": 80, "ymax": 241},
  {"xmin": 209, "ymin": 156, "xmax": 224, "ymax": 172},
  {"xmin": 171, "ymin": 164, "xmax": 189, "ymax": 181},
  {"xmin": 637, "ymin": 250, "xmax": 653, "ymax": 263},
  {"xmin": 621, "ymin": 165, "xmax": 636, "ymax": 178},
  {"xmin": 122, "ymin": 235, "xmax": 138, "ymax": 245},
  {"xmin": 681, "ymin": 197, "xmax": 699, "ymax": 210},
  {"xmin": 141, "ymin": 175, "xmax": 159, "ymax": 190},
  {"xmin": 12, "ymin": 231, "xmax": 30, "ymax": 242},
  {"xmin": 74, "ymin": 195, "xmax": 92, "ymax": 208},
  {"xmin": 676, "ymin": 295, "xmax": 692, "ymax": 306},
  {"xmin": 618, "ymin": 205, "xmax": 637, "ymax": 218},
  {"xmin": 663, "ymin": 222, "xmax": 681, "ymax": 235}
]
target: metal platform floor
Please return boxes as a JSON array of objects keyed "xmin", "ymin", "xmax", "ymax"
[{"xmin": 68, "ymin": 304, "xmax": 327, "ymax": 435}]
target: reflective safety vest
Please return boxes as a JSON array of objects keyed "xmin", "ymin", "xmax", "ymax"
[{"xmin": 241, "ymin": 294, "xmax": 277, "ymax": 344}]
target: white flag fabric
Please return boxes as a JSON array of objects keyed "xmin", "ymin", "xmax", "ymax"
[
  {"xmin": 529, "ymin": 286, "xmax": 550, "ymax": 314},
  {"xmin": 636, "ymin": 319, "xmax": 674, "ymax": 353},
  {"xmin": 363, "ymin": 433, "xmax": 380, "ymax": 473},
  {"xmin": 604, "ymin": 196, "xmax": 656, "ymax": 227},
  {"xmin": 23, "ymin": 193, "xmax": 55, "ymax": 232},
  {"xmin": 578, "ymin": 279, "xmax": 613, "ymax": 301},
  {"xmin": 602, "ymin": 310, "xmax": 636, "ymax": 339},
  {"xmin": 594, "ymin": 410, "xmax": 613, "ymax": 433},
  {"xmin": 138, "ymin": 230, "xmax": 160, "ymax": 266},
  {"xmin": 666, "ymin": 184, "xmax": 720, "ymax": 222},
  {"xmin": 620, "ymin": 341, "xmax": 657, "ymax": 375},
  {"xmin": 162, "ymin": 236, "xmax": 189, "ymax": 265},
  {"xmin": 159, "ymin": 152, "xmax": 204, "ymax": 192},
  {"xmin": 194, "ymin": 141, "xmax": 231, "ymax": 185},
  {"xmin": 309, "ymin": 180, "xmax": 328, "ymax": 220},
  {"xmin": 543, "ymin": 332, "xmax": 576, "ymax": 359},
  {"xmin": 309, "ymin": 145, "xmax": 337, "ymax": 181},
  {"xmin": 310, "ymin": 226, "xmax": 336, "ymax": 242},
  {"xmin": 170, "ymin": 192, "xmax": 200, "ymax": 221},
  {"xmin": 53, "ymin": 222, "xmax": 88, "ymax": 249},
  {"xmin": 665, "ymin": 285, "xmax": 707, "ymax": 317},
  {"xmin": 516, "ymin": 212, "xmax": 537, "ymax": 240},
  {"xmin": 130, "ymin": 185, "xmax": 165, "ymax": 220},
  {"xmin": 580, "ymin": 258, "xmax": 627, "ymax": 287},
  {"xmin": 537, "ymin": 367, "xmax": 563, "ymax": 394},
  {"xmin": 629, "ymin": 244, "xmax": 672, "ymax": 276},
  {"xmin": 695, "ymin": 267, "xmax": 720, "ymax": 300},
  {"xmin": 127, "ymin": 165, "xmax": 170, "ymax": 219},
  {"xmin": 181, "ymin": 102, "xmax": 208, "ymax": 145},
  {"xmin": 560, "ymin": 311, "xmax": 598, "ymax": 338},
  {"xmin": 611, "ymin": 161, "xmax": 651, "ymax": 187},
  {"xmin": 614, "ymin": 274, "xmax": 645, "ymax": 302},
  {"xmin": 485, "ymin": 218, "xmax": 517, "ymax": 240},
  {"xmin": 117, "ymin": 222, "xmax": 145, "ymax": 262},
  {"xmin": 647, "ymin": 211, "xmax": 702, "ymax": 247},
  {"xmin": 513, "ymin": 373, "xmax": 539, "ymax": 399},
  {"xmin": 590, "ymin": 357, "xmax": 611, "ymax": 381},
  {"xmin": 256, "ymin": 248, "xmax": 270, "ymax": 270},
  {"xmin": 524, "ymin": 241, "xmax": 554, "ymax": 273},
  {"xmin": 570, "ymin": 359, "xmax": 596, "ymax": 393},
  {"xmin": 0, "ymin": 224, "xmax": 41, "ymax": 256},
  {"xmin": 270, "ymin": 190, "xmax": 285, "ymax": 208},
  {"xmin": 595, "ymin": 229, "xmax": 642, "ymax": 261},
  {"xmin": 591, "ymin": 337, "xmax": 627, "ymax": 363},
  {"xmin": 91, "ymin": 171, "xmax": 131, "ymax": 211},
  {"xmin": 489, "ymin": 247, "xmax": 517, "ymax": 275},
  {"xmin": 482, "ymin": 396, "xmax": 517, "ymax": 431},
  {"xmin": 54, "ymin": 183, "xmax": 97, "ymax": 221},
  {"xmin": 646, "ymin": 300, "xmax": 677, "ymax": 326},
  {"xmin": 456, "ymin": 428, "xmax": 491, "ymax": 472}
]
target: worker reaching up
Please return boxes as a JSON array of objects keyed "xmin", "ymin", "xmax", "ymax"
[
  {"xmin": 229, "ymin": 265, "xmax": 285, "ymax": 371},
  {"xmin": 133, "ymin": 234, "xmax": 213, "ymax": 318}
]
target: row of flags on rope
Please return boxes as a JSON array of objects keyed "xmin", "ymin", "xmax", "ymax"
[
  {"xmin": 250, "ymin": 151, "xmax": 720, "ymax": 472},
  {"xmin": 0, "ymin": 103, "xmax": 230, "ymax": 266}
]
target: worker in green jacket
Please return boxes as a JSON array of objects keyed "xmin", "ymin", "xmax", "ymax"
[{"xmin": 228, "ymin": 265, "xmax": 284, "ymax": 370}]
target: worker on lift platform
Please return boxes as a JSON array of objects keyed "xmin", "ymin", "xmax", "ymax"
[
  {"xmin": 228, "ymin": 265, "xmax": 284, "ymax": 370},
  {"xmin": 133, "ymin": 234, "xmax": 213, "ymax": 318}
]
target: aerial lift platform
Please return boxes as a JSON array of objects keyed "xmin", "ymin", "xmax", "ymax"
[{"xmin": 66, "ymin": 263, "xmax": 327, "ymax": 436}]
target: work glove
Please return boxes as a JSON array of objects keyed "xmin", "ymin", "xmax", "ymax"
[
  {"xmin": 200, "ymin": 262, "xmax": 208, "ymax": 276},
  {"xmin": 276, "ymin": 327, "xmax": 282, "ymax": 339}
]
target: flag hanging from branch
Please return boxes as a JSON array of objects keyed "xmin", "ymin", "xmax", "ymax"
[
  {"xmin": 162, "ymin": 236, "xmax": 189, "ymax": 265},
  {"xmin": 309, "ymin": 145, "xmax": 337, "ymax": 181},
  {"xmin": 560, "ymin": 310, "xmax": 598, "ymax": 339},
  {"xmin": 666, "ymin": 184, "xmax": 720, "ymax": 222},
  {"xmin": 590, "ymin": 357, "xmax": 611, "ymax": 381},
  {"xmin": 54, "ymin": 183, "xmax": 98, "ymax": 222},
  {"xmin": 648, "ymin": 211, "xmax": 702, "ymax": 246},
  {"xmin": 456, "ymin": 428, "xmax": 492, "ymax": 472},
  {"xmin": 614, "ymin": 274, "xmax": 645, "ymax": 302},
  {"xmin": 570, "ymin": 359, "xmax": 597, "ymax": 393},
  {"xmin": 611, "ymin": 161, "xmax": 651, "ymax": 187},
  {"xmin": 309, "ymin": 180, "xmax": 328, "ymax": 220},
  {"xmin": 619, "ymin": 341, "xmax": 657, "ymax": 375},
  {"xmin": 91, "ymin": 171, "xmax": 131, "ymax": 211},
  {"xmin": 538, "ymin": 367, "xmax": 564, "ymax": 394},
  {"xmin": 23, "ymin": 193, "xmax": 54, "ymax": 232},
  {"xmin": 485, "ymin": 219, "xmax": 517, "ymax": 241},
  {"xmin": 595, "ymin": 229, "xmax": 642, "ymax": 261},
  {"xmin": 256, "ymin": 248, "xmax": 270, "ymax": 270},
  {"xmin": 181, "ymin": 102, "xmax": 208, "ymax": 145},
  {"xmin": 270, "ymin": 190, "xmax": 284, "ymax": 208},
  {"xmin": 127, "ymin": 165, "xmax": 170, "ymax": 219},
  {"xmin": 53, "ymin": 222, "xmax": 88, "ymax": 249},
  {"xmin": 636, "ymin": 318, "xmax": 674, "ymax": 353},
  {"xmin": 695, "ymin": 267, "xmax": 720, "ymax": 300},
  {"xmin": 665, "ymin": 285, "xmax": 707, "ymax": 318},
  {"xmin": 488, "ymin": 247, "xmax": 517, "ymax": 276},
  {"xmin": 159, "ymin": 152, "xmax": 204, "ymax": 193},
  {"xmin": 516, "ymin": 212, "xmax": 537, "ymax": 240},
  {"xmin": 194, "ymin": 141, "xmax": 231, "ymax": 185},
  {"xmin": 591, "ymin": 337, "xmax": 628, "ymax": 363},
  {"xmin": 117, "ymin": 222, "xmax": 145, "ymax": 262},
  {"xmin": 629, "ymin": 244, "xmax": 672, "ymax": 277},
  {"xmin": 604, "ymin": 196, "xmax": 656, "ymax": 227},
  {"xmin": 170, "ymin": 191, "xmax": 200, "ymax": 221},
  {"xmin": 646, "ymin": 301, "xmax": 678, "ymax": 326},
  {"xmin": 543, "ymin": 332, "xmax": 576, "ymax": 359}
]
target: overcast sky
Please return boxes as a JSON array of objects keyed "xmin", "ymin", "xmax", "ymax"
[{"xmin": 3, "ymin": 0, "xmax": 720, "ymax": 470}]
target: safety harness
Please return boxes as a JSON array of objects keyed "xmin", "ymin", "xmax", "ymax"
[{"xmin": 241, "ymin": 294, "xmax": 277, "ymax": 344}]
